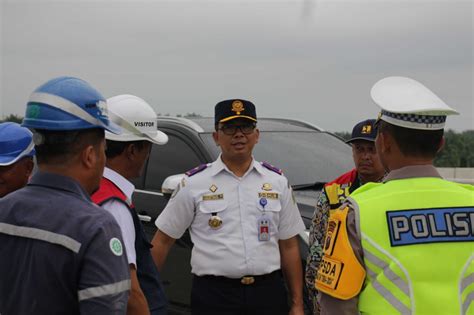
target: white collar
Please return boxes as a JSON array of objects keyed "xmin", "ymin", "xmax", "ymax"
[
  {"xmin": 103, "ymin": 167, "xmax": 135, "ymax": 200},
  {"xmin": 210, "ymin": 155, "xmax": 264, "ymax": 177}
]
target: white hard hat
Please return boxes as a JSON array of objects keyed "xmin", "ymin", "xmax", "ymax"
[
  {"xmin": 371, "ymin": 76, "xmax": 458, "ymax": 130},
  {"xmin": 105, "ymin": 94, "xmax": 168, "ymax": 145}
]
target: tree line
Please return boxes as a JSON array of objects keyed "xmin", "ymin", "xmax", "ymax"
[{"xmin": 2, "ymin": 114, "xmax": 472, "ymax": 167}]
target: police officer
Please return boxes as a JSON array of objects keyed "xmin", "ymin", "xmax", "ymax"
[
  {"xmin": 151, "ymin": 99, "xmax": 306, "ymax": 315},
  {"xmin": 92, "ymin": 94, "xmax": 168, "ymax": 315},
  {"xmin": 0, "ymin": 122, "xmax": 35, "ymax": 197},
  {"xmin": 0, "ymin": 77, "xmax": 130, "ymax": 314},
  {"xmin": 305, "ymin": 119, "xmax": 384, "ymax": 314},
  {"xmin": 316, "ymin": 76, "xmax": 474, "ymax": 314}
]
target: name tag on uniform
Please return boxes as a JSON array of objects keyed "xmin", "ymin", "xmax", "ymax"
[
  {"xmin": 258, "ymin": 214, "xmax": 270, "ymax": 241},
  {"xmin": 202, "ymin": 194, "xmax": 224, "ymax": 201},
  {"xmin": 387, "ymin": 207, "xmax": 474, "ymax": 246},
  {"xmin": 258, "ymin": 192, "xmax": 279, "ymax": 200}
]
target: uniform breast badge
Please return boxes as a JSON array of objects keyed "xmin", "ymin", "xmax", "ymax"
[{"xmin": 208, "ymin": 213, "xmax": 223, "ymax": 229}]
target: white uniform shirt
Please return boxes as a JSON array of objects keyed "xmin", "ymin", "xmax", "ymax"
[
  {"xmin": 155, "ymin": 156, "xmax": 305, "ymax": 278},
  {"xmin": 101, "ymin": 167, "xmax": 137, "ymax": 267}
]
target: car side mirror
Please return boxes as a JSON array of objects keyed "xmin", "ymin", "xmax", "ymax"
[{"xmin": 161, "ymin": 174, "xmax": 185, "ymax": 201}]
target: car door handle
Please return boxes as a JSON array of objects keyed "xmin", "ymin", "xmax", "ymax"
[{"xmin": 138, "ymin": 214, "xmax": 152, "ymax": 222}]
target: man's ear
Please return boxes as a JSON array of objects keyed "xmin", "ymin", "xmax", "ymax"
[
  {"xmin": 82, "ymin": 145, "xmax": 97, "ymax": 169},
  {"xmin": 378, "ymin": 131, "xmax": 391, "ymax": 155},
  {"xmin": 255, "ymin": 128, "xmax": 260, "ymax": 144},
  {"xmin": 25, "ymin": 158, "xmax": 34, "ymax": 177},
  {"xmin": 125, "ymin": 143, "xmax": 136, "ymax": 160},
  {"xmin": 212, "ymin": 131, "xmax": 219, "ymax": 146}
]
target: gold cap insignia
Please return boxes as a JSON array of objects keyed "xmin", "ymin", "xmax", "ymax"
[
  {"xmin": 209, "ymin": 184, "xmax": 218, "ymax": 193},
  {"xmin": 361, "ymin": 125, "xmax": 372, "ymax": 134},
  {"xmin": 231, "ymin": 100, "xmax": 245, "ymax": 115},
  {"xmin": 262, "ymin": 183, "xmax": 272, "ymax": 191}
]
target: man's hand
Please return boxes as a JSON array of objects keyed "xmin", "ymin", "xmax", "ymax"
[{"xmin": 279, "ymin": 236, "xmax": 304, "ymax": 315}]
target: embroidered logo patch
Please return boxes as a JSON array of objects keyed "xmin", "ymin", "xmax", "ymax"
[
  {"xmin": 323, "ymin": 218, "xmax": 341, "ymax": 256},
  {"xmin": 387, "ymin": 207, "xmax": 474, "ymax": 246},
  {"xmin": 109, "ymin": 238, "xmax": 123, "ymax": 256},
  {"xmin": 361, "ymin": 125, "xmax": 372, "ymax": 134}
]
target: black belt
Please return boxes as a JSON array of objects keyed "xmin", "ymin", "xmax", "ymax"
[{"xmin": 195, "ymin": 270, "xmax": 282, "ymax": 286}]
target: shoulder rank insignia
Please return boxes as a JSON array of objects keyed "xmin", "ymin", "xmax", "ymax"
[
  {"xmin": 261, "ymin": 161, "xmax": 283, "ymax": 175},
  {"xmin": 185, "ymin": 164, "xmax": 208, "ymax": 177}
]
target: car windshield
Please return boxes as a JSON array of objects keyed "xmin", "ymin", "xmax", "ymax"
[{"xmin": 200, "ymin": 131, "xmax": 354, "ymax": 186}]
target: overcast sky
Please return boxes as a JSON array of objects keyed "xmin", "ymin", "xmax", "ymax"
[{"xmin": 0, "ymin": 0, "xmax": 472, "ymax": 131}]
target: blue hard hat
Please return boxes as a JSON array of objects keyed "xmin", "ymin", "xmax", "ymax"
[
  {"xmin": 22, "ymin": 76, "xmax": 121, "ymax": 134},
  {"xmin": 0, "ymin": 122, "xmax": 36, "ymax": 166}
]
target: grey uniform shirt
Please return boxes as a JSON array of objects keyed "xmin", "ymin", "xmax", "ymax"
[
  {"xmin": 156, "ymin": 156, "xmax": 305, "ymax": 278},
  {"xmin": 319, "ymin": 165, "xmax": 443, "ymax": 315},
  {"xmin": 0, "ymin": 171, "xmax": 130, "ymax": 315}
]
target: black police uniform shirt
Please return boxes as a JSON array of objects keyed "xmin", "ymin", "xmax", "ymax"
[{"xmin": 0, "ymin": 171, "xmax": 130, "ymax": 315}]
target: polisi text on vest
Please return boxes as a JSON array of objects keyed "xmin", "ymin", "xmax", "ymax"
[{"xmin": 388, "ymin": 207, "xmax": 474, "ymax": 246}]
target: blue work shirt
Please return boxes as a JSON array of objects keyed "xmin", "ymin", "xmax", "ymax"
[{"xmin": 0, "ymin": 171, "xmax": 130, "ymax": 315}]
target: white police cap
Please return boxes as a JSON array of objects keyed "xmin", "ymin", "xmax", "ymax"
[{"xmin": 371, "ymin": 76, "xmax": 459, "ymax": 130}]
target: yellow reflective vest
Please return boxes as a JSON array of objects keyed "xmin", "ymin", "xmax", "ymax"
[
  {"xmin": 350, "ymin": 177, "xmax": 474, "ymax": 315},
  {"xmin": 324, "ymin": 168, "xmax": 358, "ymax": 211}
]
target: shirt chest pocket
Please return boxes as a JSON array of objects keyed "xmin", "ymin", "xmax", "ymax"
[
  {"xmin": 256, "ymin": 193, "xmax": 282, "ymax": 213},
  {"xmin": 198, "ymin": 200, "xmax": 228, "ymax": 214}
]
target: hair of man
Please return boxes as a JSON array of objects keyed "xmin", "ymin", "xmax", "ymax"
[
  {"xmin": 377, "ymin": 120, "xmax": 443, "ymax": 159},
  {"xmin": 105, "ymin": 140, "xmax": 147, "ymax": 159},
  {"xmin": 35, "ymin": 128, "xmax": 105, "ymax": 165}
]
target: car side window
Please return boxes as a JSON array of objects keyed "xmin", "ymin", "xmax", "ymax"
[{"xmin": 144, "ymin": 134, "xmax": 201, "ymax": 191}]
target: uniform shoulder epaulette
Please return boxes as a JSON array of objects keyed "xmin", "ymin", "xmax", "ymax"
[
  {"xmin": 185, "ymin": 164, "xmax": 208, "ymax": 177},
  {"xmin": 261, "ymin": 161, "xmax": 283, "ymax": 175}
]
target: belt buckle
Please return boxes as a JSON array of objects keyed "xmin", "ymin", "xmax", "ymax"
[{"xmin": 240, "ymin": 276, "xmax": 255, "ymax": 285}]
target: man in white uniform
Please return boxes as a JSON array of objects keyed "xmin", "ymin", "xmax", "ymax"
[
  {"xmin": 151, "ymin": 99, "xmax": 306, "ymax": 315},
  {"xmin": 92, "ymin": 94, "xmax": 169, "ymax": 315}
]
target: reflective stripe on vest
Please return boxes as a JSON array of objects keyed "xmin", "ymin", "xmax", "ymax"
[
  {"xmin": 461, "ymin": 254, "xmax": 474, "ymax": 315},
  {"xmin": 350, "ymin": 178, "xmax": 474, "ymax": 315},
  {"xmin": 361, "ymin": 232, "xmax": 412, "ymax": 315}
]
